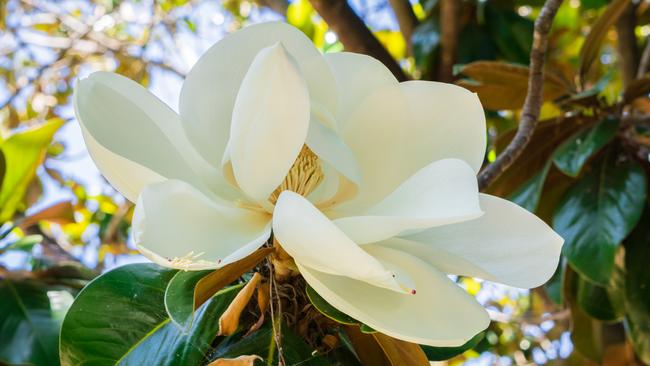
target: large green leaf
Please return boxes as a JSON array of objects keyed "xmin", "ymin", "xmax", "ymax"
[
  {"xmin": 0, "ymin": 118, "xmax": 63, "ymax": 221},
  {"xmin": 0, "ymin": 279, "xmax": 73, "ymax": 366},
  {"xmin": 164, "ymin": 269, "xmax": 211, "ymax": 331},
  {"xmin": 421, "ymin": 332, "xmax": 484, "ymax": 361},
  {"xmin": 576, "ymin": 273, "xmax": 624, "ymax": 322},
  {"xmin": 624, "ymin": 207, "xmax": 650, "ymax": 363},
  {"xmin": 509, "ymin": 161, "xmax": 551, "ymax": 212},
  {"xmin": 211, "ymin": 320, "xmax": 329, "ymax": 366},
  {"xmin": 552, "ymin": 117, "xmax": 619, "ymax": 177},
  {"xmin": 544, "ymin": 258, "xmax": 566, "ymax": 305},
  {"xmin": 60, "ymin": 263, "xmax": 242, "ymax": 365},
  {"xmin": 306, "ymin": 285, "xmax": 357, "ymax": 326},
  {"xmin": 553, "ymin": 153, "xmax": 647, "ymax": 284}
]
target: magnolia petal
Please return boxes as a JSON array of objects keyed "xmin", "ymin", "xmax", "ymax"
[
  {"xmin": 226, "ymin": 43, "xmax": 310, "ymax": 203},
  {"xmin": 324, "ymin": 52, "xmax": 398, "ymax": 129},
  {"xmin": 74, "ymin": 72, "xmax": 222, "ymax": 202},
  {"xmin": 273, "ymin": 191, "xmax": 405, "ymax": 293},
  {"xmin": 180, "ymin": 22, "xmax": 336, "ymax": 167},
  {"xmin": 132, "ymin": 180, "xmax": 271, "ymax": 270},
  {"xmin": 390, "ymin": 194, "xmax": 564, "ymax": 289},
  {"xmin": 305, "ymin": 117, "xmax": 361, "ymax": 205},
  {"xmin": 341, "ymin": 81, "xmax": 486, "ymax": 211},
  {"xmin": 298, "ymin": 245, "xmax": 489, "ymax": 347},
  {"xmin": 334, "ymin": 159, "xmax": 482, "ymax": 244}
]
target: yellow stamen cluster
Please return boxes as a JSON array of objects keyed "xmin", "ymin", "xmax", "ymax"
[
  {"xmin": 168, "ymin": 251, "xmax": 218, "ymax": 269},
  {"xmin": 269, "ymin": 145, "xmax": 324, "ymax": 204}
]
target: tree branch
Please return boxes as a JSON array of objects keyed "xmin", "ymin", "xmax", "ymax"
[
  {"xmin": 255, "ymin": 0, "xmax": 289, "ymax": 15},
  {"xmin": 308, "ymin": 0, "xmax": 409, "ymax": 81},
  {"xmin": 438, "ymin": 0, "xmax": 459, "ymax": 82},
  {"xmin": 477, "ymin": 0, "xmax": 564, "ymax": 191},
  {"xmin": 388, "ymin": 0, "xmax": 419, "ymax": 54}
]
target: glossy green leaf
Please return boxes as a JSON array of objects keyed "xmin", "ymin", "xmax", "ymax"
[
  {"xmin": 576, "ymin": 274, "xmax": 624, "ymax": 321},
  {"xmin": 510, "ymin": 161, "xmax": 551, "ymax": 212},
  {"xmin": 306, "ymin": 285, "xmax": 357, "ymax": 325},
  {"xmin": 624, "ymin": 207, "xmax": 650, "ymax": 363},
  {"xmin": 565, "ymin": 268, "xmax": 603, "ymax": 362},
  {"xmin": 0, "ymin": 118, "xmax": 63, "ymax": 221},
  {"xmin": 421, "ymin": 332, "xmax": 484, "ymax": 361},
  {"xmin": 164, "ymin": 269, "xmax": 211, "ymax": 331},
  {"xmin": 544, "ymin": 257, "xmax": 566, "ymax": 305},
  {"xmin": 0, "ymin": 279, "xmax": 72, "ymax": 366},
  {"xmin": 553, "ymin": 153, "xmax": 647, "ymax": 285},
  {"xmin": 552, "ymin": 117, "xmax": 619, "ymax": 177},
  {"xmin": 60, "ymin": 263, "xmax": 243, "ymax": 365},
  {"xmin": 211, "ymin": 319, "xmax": 329, "ymax": 366}
]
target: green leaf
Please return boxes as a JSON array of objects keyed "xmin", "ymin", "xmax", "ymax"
[
  {"xmin": 624, "ymin": 207, "xmax": 650, "ymax": 363},
  {"xmin": 0, "ymin": 279, "xmax": 73, "ymax": 366},
  {"xmin": 212, "ymin": 319, "xmax": 329, "ymax": 366},
  {"xmin": 544, "ymin": 258, "xmax": 566, "ymax": 305},
  {"xmin": 553, "ymin": 153, "xmax": 647, "ymax": 285},
  {"xmin": 164, "ymin": 269, "xmax": 211, "ymax": 331},
  {"xmin": 421, "ymin": 332, "xmax": 484, "ymax": 361},
  {"xmin": 578, "ymin": 0, "xmax": 630, "ymax": 85},
  {"xmin": 0, "ymin": 119, "xmax": 63, "ymax": 221},
  {"xmin": 552, "ymin": 117, "xmax": 619, "ymax": 177},
  {"xmin": 565, "ymin": 268, "xmax": 603, "ymax": 362},
  {"xmin": 60, "ymin": 263, "xmax": 243, "ymax": 365},
  {"xmin": 412, "ymin": 18, "xmax": 439, "ymax": 75},
  {"xmin": 306, "ymin": 285, "xmax": 357, "ymax": 325},
  {"xmin": 1, "ymin": 234, "xmax": 43, "ymax": 252},
  {"xmin": 509, "ymin": 161, "xmax": 551, "ymax": 212},
  {"xmin": 576, "ymin": 273, "xmax": 624, "ymax": 321}
]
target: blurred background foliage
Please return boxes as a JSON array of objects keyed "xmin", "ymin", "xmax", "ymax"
[{"xmin": 1, "ymin": 0, "xmax": 650, "ymax": 365}]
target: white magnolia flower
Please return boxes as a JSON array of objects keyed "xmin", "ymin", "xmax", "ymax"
[{"xmin": 74, "ymin": 22, "xmax": 563, "ymax": 346}]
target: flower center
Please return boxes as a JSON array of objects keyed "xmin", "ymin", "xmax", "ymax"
[{"xmin": 269, "ymin": 145, "xmax": 323, "ymax": 204}]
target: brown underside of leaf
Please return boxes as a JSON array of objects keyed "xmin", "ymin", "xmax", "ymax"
[
  {"xmin": 344, "ymin": 326, "xmax": 429, "ymax": 366},
  {"xmin": 194, "ymin": 247, "xmax": 274, "ymax": 310},
  {"xmin": 17, "ymin": 201, "xmax": 75, "ymax": 230},
  {"xmin": 487, "ymin": 115, "xmax": 594, "ymax": 198},
  {"xmin": 456, "ymin": 61, "xmax": 570, "ymax": 110},
  {"xmin": 219, "ymin": 272, "xmax": 263, "ymax": 336},
  {"xmin": 207, "ymin": 355, "xmax": 263, "ymax": 366}
]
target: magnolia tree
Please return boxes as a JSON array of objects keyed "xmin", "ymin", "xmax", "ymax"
[{"xmin": 2, "ymin": 0, "xmax": 650, "ymax": 365}]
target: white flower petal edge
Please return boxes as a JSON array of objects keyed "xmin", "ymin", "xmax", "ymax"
[
  {"xmin": 224, "ymin": 43, "xmax": 310, "ymax": 203},
  {"xmin": 132, "ymin": 180, "xmax": 271, "ymax": 270},
  {"xmin": 324, "ymin": 52, "xmax": 398, "ymax": 129},
  {"xmin": 298, "ymin": 245, "xmax": 490, "ymax": 347},
  {"xmin": 273, "ymin": 191, "xmax": 407, "ymax": 293},
  {"xmin": 333, "ymin": 158, "xmax": 482, "ymax": 244},
  {"xmin": 379, "ymin": 194, "xmax": 565, "ymax": 289},
  {"xmin": 180, "ymin": 22, "xmax": 337, "ymax": 167},
  {"xmin": 341, "ymin": 81, "xmax": 487, "ymax": 212},
  {"xmin": 74, "ymin": 72, "xmax": 225, "ymax": 202}
]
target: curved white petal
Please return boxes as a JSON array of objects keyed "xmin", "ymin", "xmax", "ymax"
[
  {"xmin": 386, "ymin": 194, "xmax": 564, "ymax": 289},
  {"xmin": 180, "ymin": 22, "xmax": 337, "ymax": 167},
  {"xmin": 74, "ymin": 72, "xmax": 225, "ymax": 202},
  {"xmin": 299, "ymin": 245, "xmax": 489, "ymax": 347},
  {"xmin": 226, "ymin": 43, "xmax": 310, "ymax": 202},
  {"xmin": 334, "ymin": 159, "xmax": 482, "ymax": 244},
  {"xmin": 305, "ymin": 120, "xmax": 361, "ymax": 207},
  {"xmin": 273, "ymin": 191, "xmax": 405, "ymax": 293},
  {"xmin": 132, "ymin": 180, "xmax": 271, "ymax": 270},
  {"xmin": 341, "ymin": 81, "xmax": 486, "ymax": 211},
  {"xmin": 324, "ymin": 52, "xmax": 398, "ymax": 129}
]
